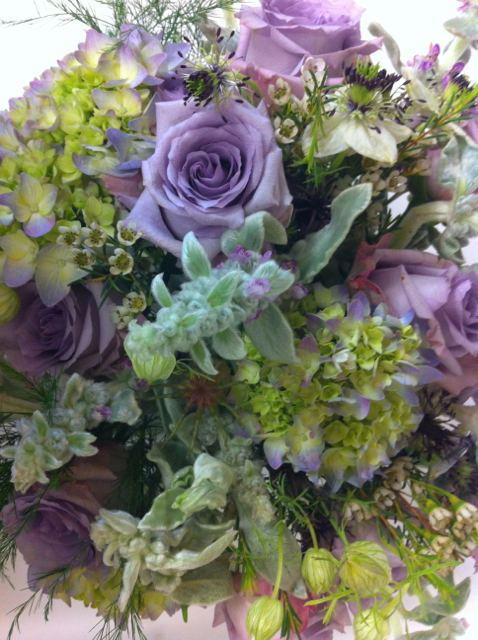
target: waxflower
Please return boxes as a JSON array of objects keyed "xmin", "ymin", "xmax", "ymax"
[
  {"xmin": 56, "ymin": 223, "xmax": 82, "ymax": 248},
  {"xmin": 246, "ymin": 596, "xmax": 284, "ymax": 640},
  {"xmin": 268, "ymin": 78, "xmax": 292, "ymax": 106},
  {"xmin": 109, "ymin": 248, "xmax": 134, "ymax": 275},
  {"xmin": 82, "ymin": 221, "xmax": 108, "ymax": 247},
  {"xmin": 71, "ymin": 248, "xmax": 96, "ymax": 269},
  {"xmin": 117, "ymin": 220, "xmax": 142, "ymax": 245},
  {"xmin": 274, "ymin": 117, "xmax": 299, "ymax": 144},
  {"xmin": 339, "ymin": 541, "xmax": 392, "ymax": 597},
  {"xmin": 302, "ymin": 548, "xmax": 338, "ymax": 594}
]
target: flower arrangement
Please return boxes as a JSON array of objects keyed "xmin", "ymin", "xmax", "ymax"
[{"xmin": 1, "ymin": 1, "xmax": 478, "ymax": 640}]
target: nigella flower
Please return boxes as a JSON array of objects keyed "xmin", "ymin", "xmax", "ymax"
[{"xmin": 303, "ymin": 61, "xmax": 413, "ymax": 164}]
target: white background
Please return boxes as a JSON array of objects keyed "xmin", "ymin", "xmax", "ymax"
[{"xmin": 0, "ymin": 1, "xmax": 477, "ymax": 638}]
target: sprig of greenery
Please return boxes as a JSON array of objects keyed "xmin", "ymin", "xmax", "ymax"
[{"xmin": 1, "ymin": 0, "xmax": 237, "ymax": 48}]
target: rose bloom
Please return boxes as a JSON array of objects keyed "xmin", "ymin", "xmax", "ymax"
[
  {"xmin": 0, "ymin": 443, "xmax": 126, "ymax": 586},
  {"xmin": 0, "ymin": 281, "xmax": 122, "ymax": 377},
  {"xmin": 349, "ymin": 237, "xmax": 478, "ymax": 399},
  {"xmin": 125, "ymin": 99, "xmax": 292, "ymax": 259},
  {"xmin": 234, "ymin": 0, "xmax": 382, "ymax": 98}
]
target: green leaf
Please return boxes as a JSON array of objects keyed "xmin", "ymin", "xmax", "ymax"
[
  {"xmin": 32, "ymin": 411, "xmax": 49, "ymax": 438},
  {"xmin": 445, "ymin": 12, "xmax": 478, "ymax": 42},
  {"xmin": 368, "ymin": 22, "xmax": 403, "ymax": 73},
  {"xmin": 245, "ymin": 303, "xmax": 296, "ymax": 364},
  {"xmin": 110, "ymin": 389, "xmax": 142, "ymax": 425},
  {"xmin": 138, "ymin": 487, "xmax": 188, "ymax": 531},
  {"xmin": 252, "ymin": 261, "xmax": 295, "ymax": 297},
  {"xmin": 65, "ymin": 432, "xmax": 97, "ymax": 457},
  {"xmin": 190, "ymin": 340, "xmax": 218, "ymax": 375},
  {"xmin": 212, "ymin": 328, "xmax": 247, "ymax": 360},
  {"xmin": 221, "ymin": 213, "xmax": 265, "ymax": 255},
  {"xmin": 397, "ymin": 616, "xmax": 469, "ymax": 640},
  {"xmin": 207, "ymin": 271, "xmax": 240, "ymax": 307},
  {"xmin": 160, "ymin": 530, "xmax": 237, "ymax": 572},
  {"xmin": 262, "ymin": 212, "xmax": 288, "ymax": 245},
  {"xmin": 171, "ymin": 558, "xmax": 234, "ymax": 605},
  {"xmin": 236, "ymin": 501, "xmax": 306, "ymax": 597},
  {"xmin": 100, "ymin": 509, "xmax": 139, "ymax": 536},
  {"xmin": 439, "ymin": 135, "xmax": 478, "ymax": 197},
  {"xmin": 151, "ymin": 273, "xmax": 173, "ymax": 307},
  {"xmin": 182, "ymin": 232, "xmax": 211, "ymax": 280},
  {"xmin": 408, "ymin": 578, "xmax": 470, "ymax": 626},
  {"xmin": 290, "ymin": 184, "xmax": 372, "ymax": 283}
]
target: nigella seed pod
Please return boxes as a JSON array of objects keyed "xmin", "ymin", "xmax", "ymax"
[
  {"xmin": 353, "ymin": 609, "xmax": 391, "ymax": 640},
  {"xmin": 246, "ymin": 596, "xmax": 284, "ymax": 640},
  {"xmin": 0, "ymin": 283, "xmax": 20, "ymax": 325},
  {"xmin": 302, "ymin": 548, "xmax": 337, "ymax": 594},
  {"xmin": 339, "ymin": 541, "xmax": 391, "ymax": 597}
]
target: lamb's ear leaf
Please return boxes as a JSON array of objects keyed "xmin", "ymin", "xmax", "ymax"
[
  {"xmin": 245, "ymin": 303, "xmax": 296, "ymax": 364},
  {"xmin": 290, "ymin": 184, "xmax": 372, "ymax": 283},
  {"xmin": 212, "ymin": 328, "xmax": 247, "ymax": 360},
  {"xmin": 190, "ymin": 340, "xmax": 218, "ymax": 375},
  {"xmin": 182, "ymin": 232, "xmax": 211, "ymax": 280}
]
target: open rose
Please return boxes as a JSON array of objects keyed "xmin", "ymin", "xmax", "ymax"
[
  {"xmin": 125, "ymin": 99, "xmax": 292, "ymax": 259},
  {"xmin": 0, "ymin": 443, "xmax": 127, "ymax": 586},
  {"xmin": 0, "ymin": 281, "xmax": 122, "ymax": 377},
  {"xmin": 349, "ymin": 237, "xmax": 478, "ymax": 397},
  {"xmin": 234, "ymin": 0, "xmax": 382, "ymax": 98}
]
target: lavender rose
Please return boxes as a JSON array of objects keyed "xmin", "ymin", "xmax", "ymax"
[
  {"xmin": 0, "ymin": 281, "xmax": 122, "ymax": 377},
  {"xmin": 234, "ymin": 0, "xmax": 382, "ymax": 97},
  {"xmin": 349, "ymin": 238, "xmax": 478, "ymax": 380},
  {"xmin": 0, "ymin": 443, "xmax": 127, "ymax": 585},
  {"xmin": 124, "ymin": 99, "xmax": 292, "ymax": 258},
  {"xmin": 1, "ymin": 487, "xmax": 100, "ymax": 582}
]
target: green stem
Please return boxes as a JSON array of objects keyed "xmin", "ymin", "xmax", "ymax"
[
  {"xmin": 304, "ymin": 516, "xmax": 319, "ymax": 550},
  {"xmin": 272, "ymin": 523, "xmax": 284, "ymax": 600}
]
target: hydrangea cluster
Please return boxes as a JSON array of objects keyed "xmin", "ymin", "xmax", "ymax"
[{"xmin": 234, "ymin": 286, "xmax": 437, "ymax": 489}]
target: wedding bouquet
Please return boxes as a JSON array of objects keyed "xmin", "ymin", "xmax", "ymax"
[{"xmin": 2, "ymin": 1, "xmax": 478, "ymax": 639}]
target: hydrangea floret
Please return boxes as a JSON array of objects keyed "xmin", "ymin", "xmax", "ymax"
[{"xmin": 234, "ymin": 285, "xmax": 440, "ymax": 489}]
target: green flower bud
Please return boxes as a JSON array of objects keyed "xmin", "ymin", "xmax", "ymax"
[
  {"xmin": 302, "ymin": 548, "xmax": 337, "ymax": 594},
  {"xmin": 339, "ymin": 541, "xmax": 391, "ymax": 597},
  {"xmin": 353, "ymin": 609, "xmax": 390, "ymax": 640},
  {"xmin": 246, "ymin": 596, "xmax": 284, "ymax": 640},
  {"xmin": 129, "ymin": 353, "xmax": 177, "ymax": 384}
]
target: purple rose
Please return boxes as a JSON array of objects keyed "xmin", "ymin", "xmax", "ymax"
[
  {"xmin": 0, "ymin": 486, "xmax": 101, "ymax": 583},
  {"xmin": 125, "ymin": 99, "xmax": 293, "ymax": 258},
  {"xmin": 349, "ymin": 238, "xmax": 478, "ymax": 378},
  {"xmin": 234, "ymin": 0, "xmax": 382, "ymax": 98},
  {"xmin": 0, "ymin": 281, "xmax": 122, "ymax": 377}
]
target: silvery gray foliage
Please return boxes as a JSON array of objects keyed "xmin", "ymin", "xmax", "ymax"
[
  {"xmin": 91, "ymin": 453, "xmax": 237, "ymax": 611},
  {"xmin": 0, "ymin": 373, "xmax": 141, "ymax": 493},
  {"xmin": 125, "ymin": 212, "xmax": 296, "ymax": 374},
  {"xmin": 392, "ymin": 136, "xmax": 478, "ymax": 260}
]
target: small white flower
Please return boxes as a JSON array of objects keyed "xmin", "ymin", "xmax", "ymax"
[
  {"xmin": 70, "ymin": 248, "xmax": 95, "ymax": 269},
  {"xmin": 109, "ymin": 248, "xmax": 134, "ymax": 275},
  {"xmin": 373, "ymin": 487, "xmax": 395, "ymax": 510},
  {"xmin": 300, "ymin": 57, "xmax": 326, "ymax": 91},
  {"xmin": 117, "ymin": 220, "xmax": 142, "ymax": 246},
  {"xmin": 56, "ymin": 223, "xmax": 82, "ymax": 248},
  {"xmin": 386, "ymin": 170, "xmax": 407, "ymax": 193},
  {"xmin": 123, "ymin": 291, "xmax": 147, "ymax": 313},
  {"xmin": 360, "ymin": 171, "xmax": 387, "ymax": 197},
  {"xmin": 83, "ymin": 221, "xmax": 108, "ymax": 247},
  {"xmin": 428, "ymin": 507, "xmax": 453, "ymax": 532},
  {"xmin": 274, "ymin": 117, "xmax": 298, "ymax": 144},
  {"xmin": 268, "ymin": 77, "xmax": 292, "ymax": 106},
  {"xmin": 110, "ymin": 305, "xmax": 135, "ymax": 330},
  {"xmin": 332, "ymin": 175, "xmax": 354, "ymax": 198}
]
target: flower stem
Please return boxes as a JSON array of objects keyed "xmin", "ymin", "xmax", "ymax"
[{"xmin": 272, "ymin": 523, "xmax": 284, "ymax": 600}]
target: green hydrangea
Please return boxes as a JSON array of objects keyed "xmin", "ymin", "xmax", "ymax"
[{"xmin": 233, "ymin": 286, "xmax": 434, "ymax": 490}]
